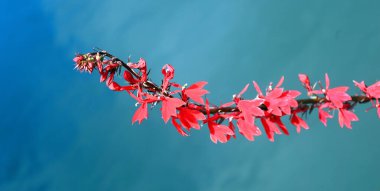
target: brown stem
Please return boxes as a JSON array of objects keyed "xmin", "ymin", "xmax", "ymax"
[{"xmin": 88, "ymin": 51, "xmax": 165, "ymax": 95}]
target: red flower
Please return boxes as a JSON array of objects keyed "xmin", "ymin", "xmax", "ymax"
[
  {"xmin": 73, "ymin": 55, "xmax": 95, "ymax": 73},
  {"xmin": 132, "ymin": 102, "xmax": 148, "ymax": 124},
  {"xmin": 124, "ymin": 71, "xmax": 139, "ymax": 84},
  {"xmin": 318, "ymin": 103, "xmax": 333, "ymax": 126},
  {"xmin": 105, "ymin": 72, "xmax": 136, "ymax": 91},
  {"xmin": 74, "ymin": 52, "xmax": 378, "ymax": 143},
  {"xmin": 367, "ymin": 81, "xmax": 380, "ymax": 98},
  {"xmin": 209, "ymin": 121, "xmax": 234, "ymax": 143},
  {"xmin": 298, "ymin": 74, "xmax": 313, "ymax": 93},
  {"xmin": 237, "ymin": 99, "xmax": 264, "ymax": 123},
  {"xmin": 161, "ymin": 97, "xmax": 186, "ymax": 123},
  {"xmin": 171, "ymin": 117, "xmax": 188, "ymax": 136},
  {"xmin": 162, "ymin": 64, "xmax": 175, "ymax": 91},
  {"xmin": 338, "ymin": 107, "xmax": 359, "ymax": 128},
  {"xmin": 73, "ymin": 55, "xmax": 83, "ymax": 63},
  {"xmin": 290, "ymin": 111, "xmax": 309, "ymax": 133},
  {"xmin": 130, "ymin": 92, "xmax": 159, "ymax": 124},
  {"xmin": 226, "ymin": 121, "xmax": 237, "ymax": 140},
  {"xmin": 183, "ymin": 81, "xmax": 209, "ymax": 104},
  {"xmin": 253, "ymin": 77, "xmax": 300, "ymax": 116},
  {"xmin": 177, "ymin": 107, "xmax": 206, "ymax": 130},
  {"xmin": 354, "ymin": 80, "xmax": 380, "ymax": 99},
  {"xmin": 233, "ymin": 83, "xmax": 250, "ymax": 103},
  {"xmin": 312, "ymin": 74, "xmax": 351, "ymax": 108},
  {"xmin": 205, "ymin": 99, "xmax": 234, "ymax": 143},
  {"xmin": 236, "ymin": 118, "xmax": 261, "ymax": 141},
  {"xmin": 354, "ymin": 81, "xmax": 380, "ymax": 118},
  {"xmin": 128, "ymin": 58, "xmax": 147, "ymax": 81},
  {"xmin": 260, "ymin": 116, "xmax": 289, "ymax": 142}
]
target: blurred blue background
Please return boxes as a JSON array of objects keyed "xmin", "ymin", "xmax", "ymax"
[{"xmin": 1, "ymin": 0, "xmax": 380, "ymax": 190}]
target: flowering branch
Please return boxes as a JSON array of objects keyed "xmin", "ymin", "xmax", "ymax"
[{"xmin": 73, "ymin": 50, "xmax": 380, "ymax": 143}]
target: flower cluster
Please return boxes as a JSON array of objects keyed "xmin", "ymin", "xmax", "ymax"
[{"xmin": 74, "ymin": 51, "xmax": 380, "ymax": 143}]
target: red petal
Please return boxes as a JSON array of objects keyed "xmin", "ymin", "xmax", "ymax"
[
  {"xmin": 298, "ymin": 74, "xmax": 313, "ymax": 92},
  {"xmin": 108, "ymin": 81, "xmax": 122, "ymax": 91},
  {"xmin": 318, "ymin": 106, "xmax": 333, "ymax": 126},
  {"xmin": 132, "ymin": 103, "xmax": 148, "ymax": 124},
  {"xmin": 237, "ymin": 84, "xmax": 249, "ymax": 98},
  {"xmin": 171, "ymin": 117, "xmax": 188, "ymax": 136},
  {"xmin": 227, "ymin": 122, "xmax": 237, "ymax": 140},
  {"xmin": 237, "ymin": 118, "xmax": 260, "ymax": 141},
  {"xmin": 338, "ymin": 108, "xmax": 359, "ymax": 128},
  {"xmin": 325, "ymin": 73, "xmax": 330, "ymax": 90},
  {"xmin": 161, "ymin": 97, "xmax": 186, "ymax": 123},
  {"xmin": 237, "ymin": 99, "xmax": 264, "ymax": 123},
  {"xmin": 252, "ymin": 81, "xmax": 263, "ymax": 96},
  {"xmin": 260, "ymin": 117, "xmax": 287, "ymax": 142},
  {"xmin": 275, "ymin": 76, "xmax": 284, "ymax": 88},
  {"xmin": 367, "ymin": 81, "xmax": 380, "ymax": 98},
  {"xmin": 266, "ymin": 88, "xmax": 283, "ymax": 99},
  {"xmin": 100, "ymin": 71, "xmax": 108, "ymax": 82},
  {"xmin": 184, "ymin": 81, "xmax": 209, "ymax": 104},
  {"xmin": 290, "ymin": 113, "xmax": 309, "ymax": 133},
  {"xmin": 178, "ymin": 108, "xmax": 205, "ymax": 130},
  {"xmin": 209, "ymin": 122, "xmax": 234, "ymax": 143},
  {"xmin": 162, "ymin": 64, "xmax": 175, "ymax": 90},
  {"xmin": 124, "ymin": 71, "xmax": 138, "ymax": 84}
]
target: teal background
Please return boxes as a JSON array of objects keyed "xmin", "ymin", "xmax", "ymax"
[{"xmin": 1, "ymin": 0, "xmax": 380, "ymax": 190}]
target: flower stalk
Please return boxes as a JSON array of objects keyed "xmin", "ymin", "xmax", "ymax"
[{"xmin": 74, "ymin": 50, "xmax": 379, "ymax": 143}]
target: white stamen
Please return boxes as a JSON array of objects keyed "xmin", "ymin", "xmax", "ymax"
[
  {"xmin": 182, "ymin": 83, "xmax": 188, "ymax": 90},
  {"xmin": 312, "ymin": 82, "xmax": 317, "ymax": 89}
]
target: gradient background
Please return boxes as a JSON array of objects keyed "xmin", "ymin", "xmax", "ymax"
[{"xmin": 1, "ymin": 0, "xmax": 380, "ymax": 190}]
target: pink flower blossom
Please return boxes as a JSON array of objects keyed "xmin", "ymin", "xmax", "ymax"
[
  {"xmin": 338, "ymin": 107, "xmax": 359, "ymax": 129},
  {"xmin": 318, "ymin": 103, "xmax": 333, "ymax": 126},
  {"xmin": 312, "ymin": 74, "xmax": 351, "ymax": 108},
  {"xmin": 253, "ymin": 77, "xmax": 300, "ymax": 116},
  {"xmin": 290, "ymin": 110, "xmax": 309, "ymax": 133}
]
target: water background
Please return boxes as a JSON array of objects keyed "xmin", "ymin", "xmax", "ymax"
[{"xmin": 1, "ymin": 0, "xmax": 380, "ymax": 190}]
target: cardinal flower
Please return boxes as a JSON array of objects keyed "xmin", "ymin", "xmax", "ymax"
[
  {"xmin": 353, "ymin": 80, "xmax": 380, "ymax": 99},
  {"xmin": 105, "ymin": 71, "xmax": 136, "ymax": 91},
  {"xmin": 130, "ymin": 93, "xmax": 159, "ymax": 124},
  {"xmin": 298, "ymin": 74, "xmax": 313, "ymax": 94},
  {"xmin": 236, "ymin": 117, "xmax": 261, "ymax": 141},
  {"xmin": 260, "ymin": 115, "xmax": 289, "ymax": 142},
  {"xmin": 205, "ymin": 99, "xmax": 234, "ymax": 143},
  {"xmin": 132, "ymin": 102, "xmax": 148, "ymax": 124},
  {"xmin": 128, "ymin": 58, "xmax": 147, "ymax": 82},
  {"xmin": 312, "ymin": 74, "xmax": 351, "ymax": 108},
  {"xmin": 73, "ymin": 55, "xmax": 95, "ymax": 73},
  {"xmin": 177, "ymin": 107, "xmax": 206, "ymax": 130},
  {"xmin": 290, "ymin": 110, "xmax": 309, "ymax": 133},
  {"xmin": 338, "ymin": 107, "xmax": 359, "ymax": 128},
  {"xmin": 237, "ymin": 99, "xmax": 264, "ymax": 123},
  {"xmin": 183, "ymin": 81, "xmax": 209, "ymax": 104},
  {"xmin": 171, "ymin": 117, "xmax": 188, "ymax": 136},
  {"xmin": 253, "ymin": 77, "xmax": 300, "ymax": 116},
  {"xmin": 161, "ymin": 97, "xmax": 186, "ymax": 123},
  {"xmin": 161, "ymin": 64, "xmax": 175, "ymax": 91},
  {"xmin": 209, "ymin": 121, "xmax": 235, "ymax": 143},
  {"xmin": 318, "ymin": 103, "xmax": 333, "ymax": 126},
  {"xmin": 124, "ymin": 70, "xmax": 139, "ymax": 84}
]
